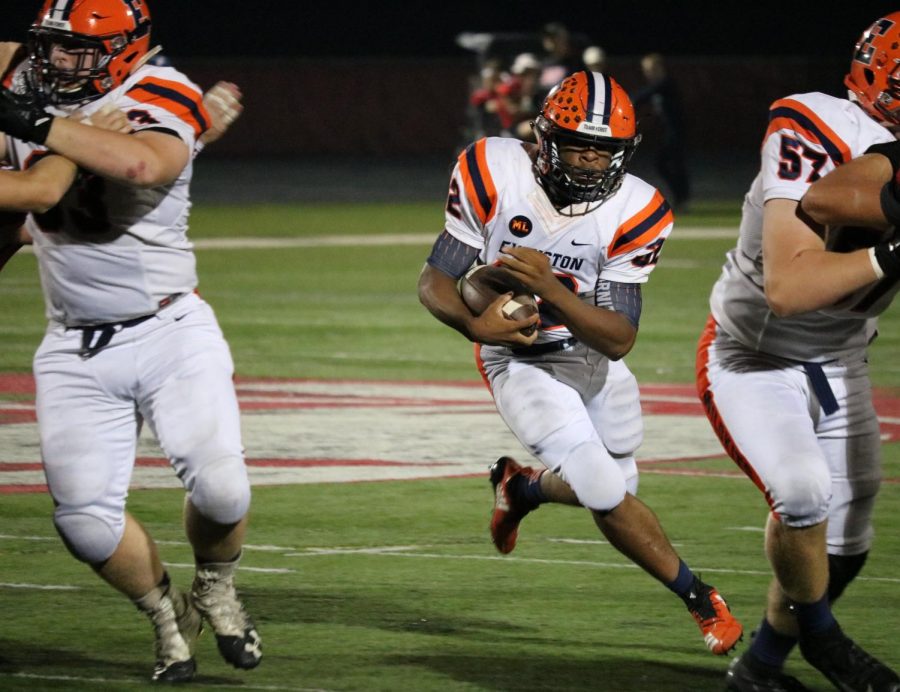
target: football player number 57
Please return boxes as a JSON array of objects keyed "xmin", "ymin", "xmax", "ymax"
[{"xmin": 777, "ymin": 135, "xmax": 827, "ymax": 183}]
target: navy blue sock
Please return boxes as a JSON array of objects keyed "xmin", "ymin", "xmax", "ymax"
[
  {"xmin": 521, "ymin": 470, "xmax": 547, "ymax": 506},
  {"xmin": 665, "ymin": 560, "xmax": 696, "ymax": 600},
  {"xmin": 507, "ymin": 470, "xmax": 546, "ymax": 511},
  {"xmin": 793, "ymin": 594, "xmax": 837, "ymax": 636},
  {"xmin": 749, "ymin": 618, "xmax": 797, "ymax": 668}
]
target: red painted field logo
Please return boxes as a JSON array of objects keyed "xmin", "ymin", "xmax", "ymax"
[{"xmin": 2, "ymin": 375, "xmax": 899, "ymax": 493}]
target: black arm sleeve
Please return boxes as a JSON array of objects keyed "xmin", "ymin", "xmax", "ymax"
[
  {"xmin": 594, "ymin": 279, "xmax": 643, "ymax": 328},
  {"xmin": 426, "ymin": 229, "xmax": 481, "ymax": 279}
]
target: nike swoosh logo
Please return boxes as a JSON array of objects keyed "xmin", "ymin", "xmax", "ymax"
[{"xmin": 570, "ymin": 240, "xmax": 591, "ymax": 247}]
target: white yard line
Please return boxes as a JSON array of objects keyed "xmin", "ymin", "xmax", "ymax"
[
  {"xmin": 15, "ymin": 227, "xmax": 735, "ymax": 255},
  {"xmin": 187, "ymin": 227, "xmax": 735, "ymax": 250},
  {"xmin": 0, "ymin": 672, "xmax": 327, "ymax": 691},
  {"xmin": 0, "ymin": 582, "xmax": 80, "ymax": 591}
]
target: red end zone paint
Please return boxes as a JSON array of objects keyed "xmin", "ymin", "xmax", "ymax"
[{"xmin": 2, "ymin": 374, "xmax": 899, "ymax": 493}]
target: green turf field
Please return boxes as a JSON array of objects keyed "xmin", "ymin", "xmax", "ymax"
[{"xmin": 1, "ymin": 200, "xmax": 898, "ymax": 690}]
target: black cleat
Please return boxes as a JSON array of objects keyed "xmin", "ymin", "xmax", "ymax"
[
  {"xmin": 799, "ymin": 623, "xmax": 900, "ymax": 692},
  {"xmin": 725, "ymin": 651, "xmax": 811, "ymax": 692}
]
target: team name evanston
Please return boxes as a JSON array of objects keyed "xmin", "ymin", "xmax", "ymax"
[{"xmin": 500, "ymin": 240, "xmax": 585, "ymax": 271}]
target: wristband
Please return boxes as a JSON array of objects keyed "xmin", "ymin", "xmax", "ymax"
[
  {"xmin": 865, "ymin": 141, "xmax": 900, "ymax": 176},
  {"xmin": 873, "ymin": 239, "xmax": 900, "ymax": 278},
  {"xmin": 31, "ymin": 114, "xmax": 53, "ymax": 145},
  {"xmin": 869, "ymin": 246, "xmax": 886, "ymax": 280}
]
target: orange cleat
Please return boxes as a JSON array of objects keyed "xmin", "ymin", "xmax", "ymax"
[
  {"xmin": 687, "ymin": 581, "xmax": 744, "ymax": 655},
  {"xmin": 488, "ymin": 456, "xmax": 541, "ymax": 554}
]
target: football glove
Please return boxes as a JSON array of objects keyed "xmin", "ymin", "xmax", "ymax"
[{"xmin": 0, "ymin": 88, "xmax": 54, "ymax": 145}]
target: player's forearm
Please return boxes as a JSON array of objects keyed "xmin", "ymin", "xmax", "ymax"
[
  {"xmin": 800, "ymin": 153, "xmax": 893, "ymax": 230},
  {"xmin": 763, "ymin": 247, "xmax": 880, "ymax": 316},
  {"xmin": 541, "ymin": 288, "xmax": 636, "ymax": 359},
  {"xmin": 44, "ymin": 118, "xmax": 184, "ymax": 187},
  {"xmin": 417, "ymin": 263, "xmax": 478, "ymax": 340},
  {"xmin": 0, "ymin": 157, "xmax": 76, "ymax": 212}
]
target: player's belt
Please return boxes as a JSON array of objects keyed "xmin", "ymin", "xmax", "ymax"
[
  {"xmin": 66, "ymin": 292, "xmax": 185, "ymax": 360},
  {"xmin": 511, "ymin": 337, "xmax": 578, "ymax": 356}
]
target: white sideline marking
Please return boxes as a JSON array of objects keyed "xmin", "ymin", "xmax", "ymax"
[
  {"xmin": 284, "ymin": 548, "xmax": 900, "ymax": 584},
  {"xmin": 0, "ymin": 582, "xmax": 80, "ymax": 591},
  {"xmin": 4, "ymin": 541, "xmax": 900, "ymax": 590},
  {"xmin": 164, "ymin": 561, "xmax": 297, "ymax": 574},
  {"xmin": 0, "ymin": 533, "xmax": 57, "ymax": 541},
  {"xmin": 301, "ymin": 545, "xmax": 423, "ymax": 555},
  {"xmin": 547, "ymin": 537, "xmax": 683, "ymax": 547},
  {"xmin": 728, "ymin": 526, "xmax": 766, "ymax": 532},
  {"xmin": 0, "ymin": 672, "xmax": 327, "ymax": 691},
  {"xmin": 156, "ymin": 539, "xmax": 300, "ymax": 553},
  {"xmin": 187, "ymin": 228, "xmax": 736, "ymax": 249},
  {"xmin": 15, "ymin": 228, "xmax": 737, "ymax": 255}
]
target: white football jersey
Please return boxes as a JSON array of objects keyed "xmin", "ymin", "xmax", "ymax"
[
  {"xmin": 710, "ymin": 92, "xmax": 897, "ymax": 362},
  {"xmin": 445, "ymin": 136, "xmax": 673, "ymax": 343},
  {"xmin": 3, "ymin": 64, "xmax": 209, "ymax": 326}
]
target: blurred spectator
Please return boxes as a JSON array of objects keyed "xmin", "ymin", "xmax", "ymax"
[
  {"xmin": 632, "ymin": 53, "xmax": 692, "ymax": 211},
  {"xmin": 467, "ymin": 62, "xmax": 508, "ymax": 138},
  {"xmin": 539, "ymin": 22, "xmax": 582, "ymax": 93},
  {"xmin": 496, "ymin": 52, "xmax": 542, "ymax": 140},
  {"xmin": 582, "ymin": 45, "xmax": 607, "ymax": 73}
]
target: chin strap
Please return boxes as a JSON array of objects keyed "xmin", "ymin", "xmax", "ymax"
[{"xmin": 131, "ymin": 44, "xmax": 163, "ymax": 74}]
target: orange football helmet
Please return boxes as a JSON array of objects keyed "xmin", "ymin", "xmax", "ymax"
[
  {"xmin": 845, "ymin": 13, "xmax": 900, "ymax": 127},
  {"xmin": 533, "ymin": 71, "xmax": 641, "ymax": 213},
  {"xmin": 28, "ymin": 0, "xmax": 152, "ymax": 105}
]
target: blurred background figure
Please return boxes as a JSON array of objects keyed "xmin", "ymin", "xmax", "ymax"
[
  {"xmin": 632, "ymin": 52, "xmax": 692, "ymax": 212},
  {"xmin": 582, "ymin": 45, "xmax": 607, "ymax": 73},
  {"xmin": 539, "ymin": 22, "xmax": 582, "ymax": 94},
  {"xmin": 467, "ymin": 61, "xmax": 507, "ymax": 138},
  {"xmin": 496, "ymin": 52, "xmax": 543, "ymax": 140}
]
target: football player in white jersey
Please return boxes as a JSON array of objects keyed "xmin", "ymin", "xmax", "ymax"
[
  {"xmin": 0, "ymin": 0, "xmax": 260, "ymax": 682},
  {"xmin": 418, "ymin": 71, "xmax": 744, "ymax": 662},
  {"xmin": 696, "ymin": 13, "xmax": 900, "ymax": 692}
]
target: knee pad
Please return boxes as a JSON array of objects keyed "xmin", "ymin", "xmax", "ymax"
[
  {"xmin": 597, "ymin": 371, "xmax": 643, "ymax": 456},
  {"xmin": 558, "ymin": 441, "xmax": 626, "ymax": 512},
  {"xmin": 613, "ymin": 454, "xmax": 639, "ymax": 496},
  {"xmin": 188, "ymin": 454, "xmax": 251, "ymax": 525},
  {"xmin": 768, "ymin": 457, "xmax": 831, "ymax": 527},
  {"xmin": 54, "ymin": 507, "xmax": 124, "ymax": 564}
]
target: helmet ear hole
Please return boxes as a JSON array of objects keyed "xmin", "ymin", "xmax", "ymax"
[{"xmin": 864, "ymin": 68, "xmax": 875, "ymax": 86}]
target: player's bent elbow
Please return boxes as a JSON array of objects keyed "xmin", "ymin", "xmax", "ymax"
[
  {"xmin": 30, "ymin": 187, "xmax": 67, "ymax": 213},
  {"xmin": 764, "ymin": 283, "xmax": 806, "ymax": 317},
  {"xmin": 606, "ymin": 340, "xmax": 634, "ymax": 361},
  {"xmin": 798, "ymin": 186, "xmax": 835, "ymax": 226}
]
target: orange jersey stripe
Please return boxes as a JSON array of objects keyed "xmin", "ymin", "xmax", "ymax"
[
  {"xmin": 763, "ymin": 98, "xmax": 851, "ymax": 165},
  {"xmin": 458, "ymin": 139, "xmax": 498, "ymax": 226},
  {"xmin": 608, "ymin": 191, "xmax": 672, "ymax": 259},
  {"xmin": 125, "ymin": 77, "xmax": 210, "ymax": 137}
]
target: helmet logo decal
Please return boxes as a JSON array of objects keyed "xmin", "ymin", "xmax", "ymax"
[
  {"xmin": 584, "ymin": 71, "xmax": 612, "ymax": 127},
  {"xmin": 854, "ymin": 18, "xmax": 895, "ymax": 66},
  {"xmin": 123, "ymin": 0, "xmax": 148, "ymax": 25},
  {"xmin": 508, "ymin": 215, "xmax": 533, "ymax": 238},
  {"xmin": 48, "ymin": 0, "xmax": 76, "ymax": 21}
]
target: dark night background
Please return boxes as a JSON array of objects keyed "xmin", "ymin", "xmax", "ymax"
[
  {"xmin": 2, "ymin": 2, "xmax": 897, "ymax": 59},
  {"xmin": 5, "ymin": 1, "xmax": 899, "ymax": 203}
]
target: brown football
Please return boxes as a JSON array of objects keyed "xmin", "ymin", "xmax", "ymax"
[{"xmin": 459, "ymin": 265, "xmax": 539, "ymax": 336}]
